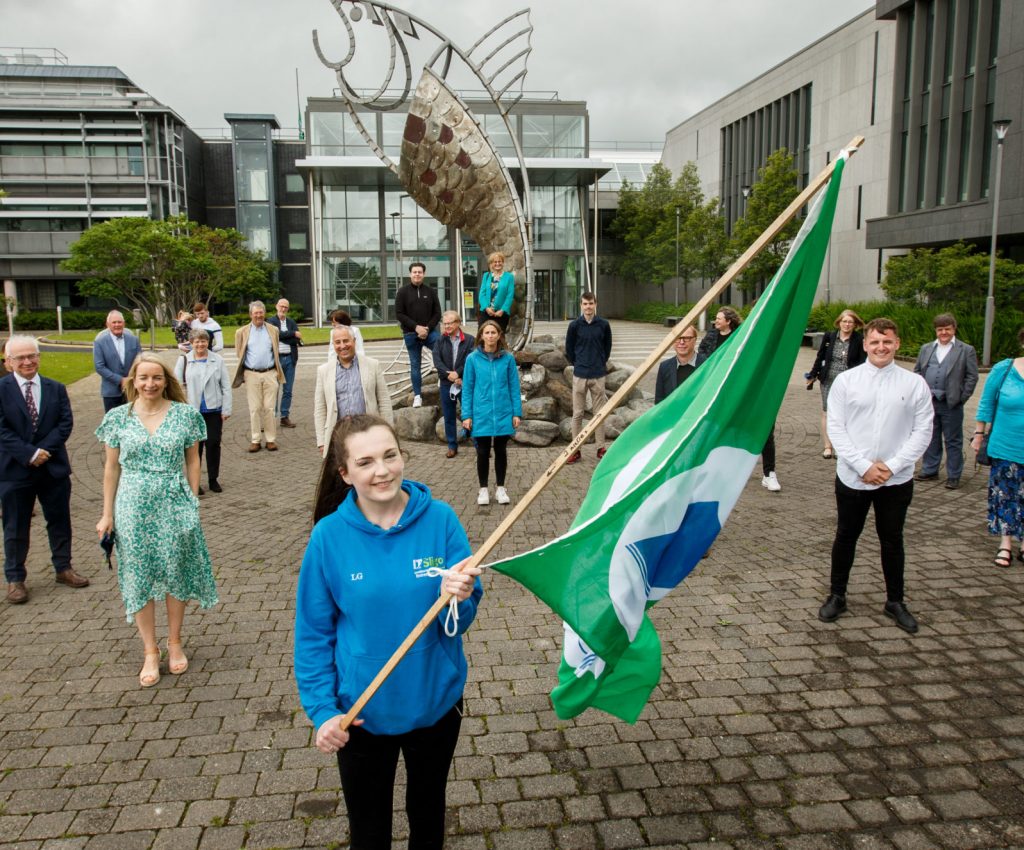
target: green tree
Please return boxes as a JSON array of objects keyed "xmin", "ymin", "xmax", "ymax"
[
  {"xmin": 61, "ymin": 215, "xmax": 277, "ymax": 324},
  {"xmin": 608, "ymin": 161, "xmax": 728, "ymax": 301},
  {"xmin": 729, "ymin": 148, "xmax": 800, "ymax": 293},
  {"xmin": 684, "ymin": 197, "xmax": 729, "ymax": 290},
  {"xmin": 881, "ymin": 241, "xmax": 1024, "ymax": 311}
]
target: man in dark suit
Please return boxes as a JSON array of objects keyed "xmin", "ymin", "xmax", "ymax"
[
  {"xmin": 655, "ymin": 327, "xmax": 706, "ymax": 404},
  {"xmin": 433, "ymin": 310, "xmax": 475, "ymax": 458},
  {"xmin": 0, "ymin": 336, "xmax": 89, "ymax": 604},
  {"xmin": 93, "ymin": 310, "xmax": 142, "ymax": 412},
  {"xmin": 913, "ymin": 313, "xmax": 979, "ymax": 490}
]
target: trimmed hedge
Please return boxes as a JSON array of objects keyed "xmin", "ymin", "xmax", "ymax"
[
  {"xmin": 807, "ymin": 301, "xmax": 1024, "ymax": 361},
  {"xmin": 13, "ymin": 310, "xmax": 140, "ymax": 331},
  {"xmin": 627, "ymin": 298, "xmax": 1023, "ymax": 361}
]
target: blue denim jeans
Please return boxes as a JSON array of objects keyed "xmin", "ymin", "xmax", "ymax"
[
  {"xmin": 276, "ymin": 354, "xmax": 295, "ymax": 418},
  {"xmin": 404, "ymin": 330, "xmax": 440, "ymax": 396}
]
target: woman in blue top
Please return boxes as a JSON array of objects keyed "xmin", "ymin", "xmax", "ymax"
[
  {"xmin": 477, "ymin": 251, "xmax": 515, "ymax": 332},
  {"xmin": 971, "ymin": 331, "xmax": 1024, "ymax": 567},
  {"xmin": 462, "ymin": 320, "xmax": 522, "ymax": 507},
  {"xmin": 296, "ymin": 414, "xmax": 482, "ymax": 850}
]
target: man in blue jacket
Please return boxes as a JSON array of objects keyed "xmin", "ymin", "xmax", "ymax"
[
  {"xmin": 93, "ymin": 310, "xmax": 142, "ymax": 412},
  {"xmin": 433, "ymin": 311, "xmax": 474, "ymax": 458},
  {"xmin": 565, "ymin": 292, "xmax": 612, "ymax": 464}
]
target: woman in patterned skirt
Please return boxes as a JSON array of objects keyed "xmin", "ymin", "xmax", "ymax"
[
  {"xmin": 971, "ymin": 329, "xmax": 1024, "ymax": 568},
  {"xmin": 96, "ymin": 353, "xmax": 217, "ymax": 687}
]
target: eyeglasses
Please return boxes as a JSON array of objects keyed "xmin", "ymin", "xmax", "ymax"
[{"xmin": 8, "ymin": 354, "xmax": 40, "ymax": 362}]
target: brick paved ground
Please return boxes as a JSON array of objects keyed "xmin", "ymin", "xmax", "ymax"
[{"xmin": 1, "ymin": 323, "xmax": 1023, "ymax": 850}]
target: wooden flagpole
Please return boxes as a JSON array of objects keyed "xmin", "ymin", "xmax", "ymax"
[{"xmin": 335, "ymin": 136, "xmax": 864, "ymax": 731}]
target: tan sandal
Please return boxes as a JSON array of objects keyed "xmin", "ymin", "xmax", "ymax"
[
  {"xmin": 167, "ymin": 640, "xmax": 188, "ymax": 675},
  {"xmin": 140, "ymin": 650, "xmax": 161, "ymax": 688}
]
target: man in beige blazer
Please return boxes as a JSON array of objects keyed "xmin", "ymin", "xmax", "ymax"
[
  {"xmin": 233, "ymin": 301, "xmax": 285, "ymax": 452},
  {"xmin": 314, "ymin": 325, "xmax": 394, "ymax": 454}
]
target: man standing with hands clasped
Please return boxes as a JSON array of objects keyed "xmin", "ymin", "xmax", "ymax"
[
  {"xmin": 818, "ymin": 318, "xmax": 932, "ymax": 634},
  {"xmin": 565, "ymin": 292, "xmax": 612, "ymax": 464},
  {"xmin": 913, "ymin": 313, "xmax": 978, "ymax": 490}
]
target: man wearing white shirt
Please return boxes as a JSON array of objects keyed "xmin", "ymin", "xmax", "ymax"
[
  {"xmin": 820, "ymin": 318, "xmax": 933, "ymax": 634},
  {"xmin": 912, "ymin": 313, "xmax": 978, "ymax": 490}
]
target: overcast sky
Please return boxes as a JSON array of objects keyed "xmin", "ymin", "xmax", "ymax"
[{"xmin": 6, "ymin": 0, "xmax": 873, "ymax": 143}]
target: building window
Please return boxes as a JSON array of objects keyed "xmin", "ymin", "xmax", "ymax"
[
  {"xmin": 288, "ymin": 232, "xmax": 307, "ymax": 250},
  {"xmin": 285, "ymin": 173, "xmax": 304, "ymax": 194}
]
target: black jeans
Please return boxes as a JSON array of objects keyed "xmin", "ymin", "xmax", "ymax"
[
  {"xmin": 474, "ymin": 435, "xmax": 509, "ymax": 487},
  {"xmin": 199, "ymin": 411, "xmax": 223, "ymax": 485},
  {"xmin": 337, "ymin": 701, "xmax": 462, "ymax": 850},
  {"xmin": 830, "ymin": 478, "xmax": 913, "ymax": 602}
]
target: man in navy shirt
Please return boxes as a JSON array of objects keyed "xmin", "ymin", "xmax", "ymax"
[{"xmin": 564, "ymin": 292, "xmax": 612, "ymax": 464}]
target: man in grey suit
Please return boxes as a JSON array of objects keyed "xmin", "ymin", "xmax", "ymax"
[
  {"xmin": 93, "ymin": 310, "xmax": 142, "ymax": 412},
  {"xmin": 913, "ymin": 313, "xmax": 979, "ymax": 490}
]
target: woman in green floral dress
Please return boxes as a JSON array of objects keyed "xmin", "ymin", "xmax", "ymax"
[{"xmin": 96, "ymin": 353, "xmax": 218, "ymax": 688}]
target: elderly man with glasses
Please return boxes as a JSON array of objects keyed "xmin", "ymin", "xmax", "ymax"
[
  {"xmin": 0, "ymin": 336, "xmax": 89, "ymax": 604},
  {"xmin": 655, "ymin": 327, "xmax": 706, "ymax": 404},
  {"xmin": 433, "ymin": 311, "xmax": 475, "ymax": 458}
]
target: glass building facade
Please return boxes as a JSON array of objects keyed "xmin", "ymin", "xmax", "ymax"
[{"xmin": 299, "ymin": 95, "xmax": 606, "ymax": 324}]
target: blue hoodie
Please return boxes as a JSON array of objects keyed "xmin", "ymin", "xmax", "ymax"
[{"xmin": 294, "ymin": 480, "xmax": 482, "ymax": 736}]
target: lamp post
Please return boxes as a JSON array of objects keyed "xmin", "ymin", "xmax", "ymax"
[
  {"xmin": 983, "ymin": 118, "xmax": 1012, "ymax": 367},
  {"xmin": 389, "ymin": 211, "xmax": 401, "ymax": 294},
  {"xmin": 674, "ymin": 206, "xmax": 680, "ymax": 306}
]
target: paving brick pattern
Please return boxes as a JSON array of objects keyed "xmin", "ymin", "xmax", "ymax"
[{"xmin": 1, "ymin": 323, "xmax": 1022, "ymax": 849}]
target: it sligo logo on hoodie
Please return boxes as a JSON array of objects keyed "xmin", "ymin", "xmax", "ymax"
[{"xmin": 412, "ymin": 555, "xmax": 446, "ymax": 578}]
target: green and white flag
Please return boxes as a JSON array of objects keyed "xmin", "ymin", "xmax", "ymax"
[{"xmin": 490, "ymin": 153, "xmax": 848, "ymax": 723}]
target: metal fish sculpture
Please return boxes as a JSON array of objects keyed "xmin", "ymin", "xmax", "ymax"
[{"xmin": 314, "ymin": 1, "xmax": 536, "ymax": 343}]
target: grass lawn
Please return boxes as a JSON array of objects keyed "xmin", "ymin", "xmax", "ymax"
[
  {"xmin": 48, "ymin": 324, "xmax": 403, "ymax": 346},
  {"xmin": 36, "ymin": 351, "xmax": 97, "ymax": 385}
]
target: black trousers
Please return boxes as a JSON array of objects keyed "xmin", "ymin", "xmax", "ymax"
[
  {"xmin": 761, "ymin": 430, "xmax": 776, "ymax": 476},
  {"xmin": 337, "ymin": 701, "xmax": 462, "ymax": 850},
  {"xmin": 1, "ymin": 472, "xmax": 72, "ymax": 583},
  {"xmin": 102, "ymin": 393, "xmax": 126, "ymax": 413},
  {"xmin": 830, "ymin": 478, "xmax": 913, "ymax": 602},
  {"xmin": 474, "ymin": 435, "xmax": 509, "ymax": 487},
  {"xmin": 199, "ymin": 411, "xmax": 223, "ymax": 485}
]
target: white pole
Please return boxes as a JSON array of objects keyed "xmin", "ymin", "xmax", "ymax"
[
  {"xmin": 57, "ymin": 305, "xmax": 63, "ymax": 336},
  {"xmin": 6, "ymin": 304, "xmax": 13, "ymax": 337},
  {"xmin": 983, "ymin": 120, "xmax": 1012, "ymax": 367}
]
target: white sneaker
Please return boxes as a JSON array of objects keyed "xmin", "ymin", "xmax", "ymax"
[
  {"xmin": 762, "ymin": 472, "xmax": 781, "ymax": 492},
  {"xmin": 495, "ymin": 486, "xmax": 510, "ymax": 505},
  {"xmin": 412, "ymin": 395, "xmax": 423, "ymax": 408},
  {"xmin": 477, "ymin": 487, "xmax": 489, "ymax": 505}
]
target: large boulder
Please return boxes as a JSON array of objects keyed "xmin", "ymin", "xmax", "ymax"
[
  {"xmin": 533, "ymin": 334, "xmax": 557, "ymax": 345},
  {"xmin": 603, "ymin": 413, "xmax": 626, "ymax": 439},
  {"xmin": 434, "ymin": 417, "xmax": 472, "ymax": 444},
  {"xmin": 396, "ymin": 384, "xmax": 440, "ymax": 410},
  {"xmin": 394, "ymin": 406, "xmax": 440, "ymax": 441},
  {"xmin": 605, "ymin": 368, "xmax": 634, "ymax": 392},
  {"xmin": 522, "ymin": 396, "xmax": 558, "ymax": 422},
  {"xmin": 538, "ymin": 349, "xmax": 568, "ymax": 371},
  {"xmin": 628, "ymin": 398, "xmax": 654, "ymax": 412},
  {"xmin": 523, "ymin": 341, "xmax": 556, "ymax": 356},
  {"xmin": 559, "ymin": 416, "xmax": 592, "ymax": 443},
  {"xmin": 616, "ymin": 405, "xmax": 648, "ymax": 426},
  {"xmin": 513, "ymin": 419, "xmax": 560, "ymax": 446},
  {"xmin": 561, "ymin": 365, "xmax": 574, "ymax": 387},
  {"xmin": 519, "ymin": 363, "xmax": 547, "ymax": 399},
  {"xmin": 545, "ymin": 380, "xmax": 574, "ymax": 415},
  {"xmin": 514, "ymin": 349, "xmax": 538, "ymax": 366}
]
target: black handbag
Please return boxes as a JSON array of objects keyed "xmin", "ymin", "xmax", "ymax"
[{"xmin": 977, "ymin": 361, "xmax": 1013, "ymax": 466}]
